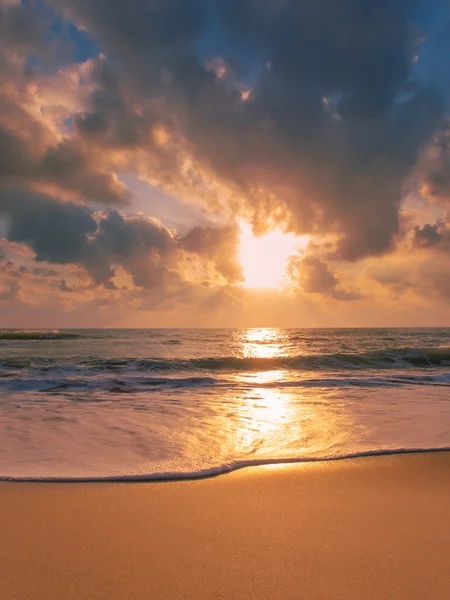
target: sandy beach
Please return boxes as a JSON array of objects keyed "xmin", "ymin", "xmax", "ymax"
[{"xmin": 1, "ymin": 452, "xmax": 449, "ymax": 600}]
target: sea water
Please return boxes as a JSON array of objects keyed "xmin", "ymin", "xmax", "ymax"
[{"xmin": 0, "ymin": 328, "xmax": 449, "ymax": 480}]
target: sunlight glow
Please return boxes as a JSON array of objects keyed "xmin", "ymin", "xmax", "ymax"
[
  {"xmin": 238, "ymin": 221, "xmax": 307, "ymax": 288},
  {"xmin": 212, "ymin": 328, "xmax": 356, "ymax": 460},
  {"xmin": 237, "ymin": 327, "xmax": 287, "ymax": 358}
]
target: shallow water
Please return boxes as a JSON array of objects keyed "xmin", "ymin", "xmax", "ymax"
[{"xmin": 1, "ymin": 328, "xmax": 449, "ymax": 479}]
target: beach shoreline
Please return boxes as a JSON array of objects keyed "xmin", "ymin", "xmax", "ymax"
[
  {"xmin": 1, "ymin": 452, "xmax": 449, "ymax": 600},
  {"xmin": 2, "ymin": 446, "xmax": 450, "ymax": 482}
]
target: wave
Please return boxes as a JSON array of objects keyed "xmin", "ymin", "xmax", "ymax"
[
  {"xmin": 267, "ymin": 373, "xmax": 450, "ymax": 388},
  {"xmin": 0, "ymin": 375, "xmax": 226, "ymax": 393},
  {"xmin": 133, "ymin": 348, "xmax": 450, "ymax": 371},
  {"xmin": 1, "ymin": 370, "xmax": 449, "ymax": 394},
  {"xmin": 2, "ymin": 347, "xmax": 450, "ymax": 372},
  {"xmin": 0, "ymin": 330, "xmax": 81, "ymax": 341},
  {"xmin": 2, "ymin": 447, "xmax": 449, "ymax": 482}
]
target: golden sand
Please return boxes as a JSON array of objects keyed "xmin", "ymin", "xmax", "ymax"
[{"xmin": 1, "ymin": 452, "xmax": 449, "ymax": 600}]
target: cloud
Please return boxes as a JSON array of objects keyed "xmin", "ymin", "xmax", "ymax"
[
  {"xmin": 413, "ymin": 221, "xmax": 450, "ymax": 248},
  {"xmin": 179, "ymin": 224, "xmax": 243, "ymax": 283},
  {"xmin": 0, "ymin": 123, "xmax": 130, "ymax": 206},
  {"xmin": 87, "ymin": 210, "xmax": 177, "ymax": 288},
  {"xmin": 0, "ymin": 280, "xmax": 20, "ymax": 302},
  {"xmin": 39, "ymin": 140, "xmax": 130, "ymax": 205},
  {"xmin": 72, "ymin": 57, "xmax": 188, "ymax": 196},
  {"xmin": 0, "ymin": 27, "xmax": 129, "ymax": 205},
  {"xmin": 0, "ymin": 186, "xmax": 242, "ymax": 299},
  {"xmin": 44, "ymin": 0, "xmax": 448, "ymax": 263},
  {"xmin": 59, "ymin": 279, "xmax": 74, "ymax": 292},
  {"xmin": 0, "ymin": 186, "xmax": 98, "ymax": 263},
  {"xmin": 0, "ymin": 252, "xmax": 23, "ymax": 301},
  {"xmin": 419, "ymin": 124, "xmax": 450, "ymax": 204},
  {"xmin": 0, "ymin": 1, "xmax": 49, "ymax": 55},
  {"xmin": 368, "ymin": 249, "xmax": 450, "ymax": 301},
  {"xmin": 1, "ymin": 0, "xmax": 450, "ymax": 321},
  {"xmin": 288, "ymin": 255, "xmax": 363, "ymax": 301},
  {"xmin": 74, "ymin": 58, "xmax": 150, "ymax": 148},
  {"xmin": 367, "ymin": 261, "xmax": 413, "ymax": 298}
]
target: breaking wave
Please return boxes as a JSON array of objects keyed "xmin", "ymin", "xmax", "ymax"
[
  {"xmin": 2, "ymin": 347, "xmax": 450, "ymax": 372},
  {"xmin": 1, "ymin": 371, "xmax": 450, "ymax": 395},
  {"xmin": 106, "ymin": 348, "xmax": 450, "ymax": 371}
]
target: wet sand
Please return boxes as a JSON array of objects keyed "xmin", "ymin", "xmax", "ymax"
[{"xmin": 1, "ymin": 452, "xmax": 449, "ymax": 600}]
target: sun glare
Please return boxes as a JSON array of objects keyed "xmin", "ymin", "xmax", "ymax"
[{"xmin": 239, "ymin": 221, "xmax": 306, "ymax": 288}]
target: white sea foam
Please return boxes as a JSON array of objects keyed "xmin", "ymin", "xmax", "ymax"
[{"xmin": 3, "ymin": 447, "xmax": 450, "ymax": 482}]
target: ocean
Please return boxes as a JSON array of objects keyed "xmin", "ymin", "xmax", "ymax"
[{"xmin": 0, "ymin": 328, "xmax": 449, "ymax": 480}]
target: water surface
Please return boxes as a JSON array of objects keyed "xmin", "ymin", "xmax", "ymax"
[{"xmin": 1, "ymin": 328, "xmax": 449, "ymax": 479}]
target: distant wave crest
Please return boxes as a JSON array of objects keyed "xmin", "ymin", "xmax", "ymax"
[{"xmin": 0, "ymin": 330, "xmax": 81, "ymax": 341}]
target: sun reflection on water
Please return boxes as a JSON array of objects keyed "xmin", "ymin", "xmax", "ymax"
[
  {"xmin": 235, "ymin": 327, "xmax": 288, "ymax": 359},
  {"xmin": 247, "ymin": 387, "xmax": 291, "ymax": 432},
  {"xmin": 233, "ymin": 385, "xmax": 315, "ymax": 456},
  {"xmin": 224, "ymin": 328, "xmax": 356, "ymax": 460}
]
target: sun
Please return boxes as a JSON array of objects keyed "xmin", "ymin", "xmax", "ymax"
[{"xmin": 238, "ymin": 221, "xmax": 307, "ymax": 288}]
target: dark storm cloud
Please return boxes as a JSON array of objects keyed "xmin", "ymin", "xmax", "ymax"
[
  {"xmin": 93, "ymin": 211, "xmax": 175, "ymax": 259},
  {"xmin": 86, "ymin": 210, "xmax": 178, "ymax": 288},
  {"xmin": 87, "ymin": 213, "xmax": 245, "ymax": 288},
  {"xmin": 413, "ymin": 220, "xmax": 450, "ymax": 249},
  {"xmin": 422, "ymin": 124, "xmax": 450, "ymax": 203},
  {"xmin": 0, "ymin": 1, "xmax": 49, "ymax": 54},
  {"xmin": 218, "ymin": 0, "xmax": 417, "ymax": 117},
  {"xmin": 0, "ymin": 186, "xmax": 98, "ymax": 263},
  {"xmin": 72, "ymin": 56, "xmax": 186, "ymax": 193},
  {"xmin": 49, "ymin": 0, "xmax": 448, "ymax": 262},
  {"xmin": 0, "ymin": 187, "xmax": 176, "ymax": 286},
  {"xmin": 0, "ymin": 123, "xmax": 130, "ymax": 206},
  {"xmin": 0, "ymin": 14, "xmax": 129, "ymax": 207},
  {"xmin": 51, "ymin": 0, "xmax": 205, "ymax": 81},
  {"xmin": 0, "ymin": 126, "xmax": 29, "ymax": 181},
  {"xmin": 39, "ymin": 140, "xmax": 130, "ymax": 205},
  {"xmin": 0, "ymin": 186, "xmax": 241, "ymax": 289},
  {"xmin": 288, "ymin": 255, "xmax": 363, "ymax": 301},
  {"xmin": 74, "ymin": 59, "xmax": 149, "ymax": 148},
  {"xmin": 413, "ymin": 222, "xmax": 445, "ymax": 247}
]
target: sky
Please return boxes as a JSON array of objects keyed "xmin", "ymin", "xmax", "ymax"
[{"xmin": 1, "ymin": 0, "xmax": 450, "ymax": 328}]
